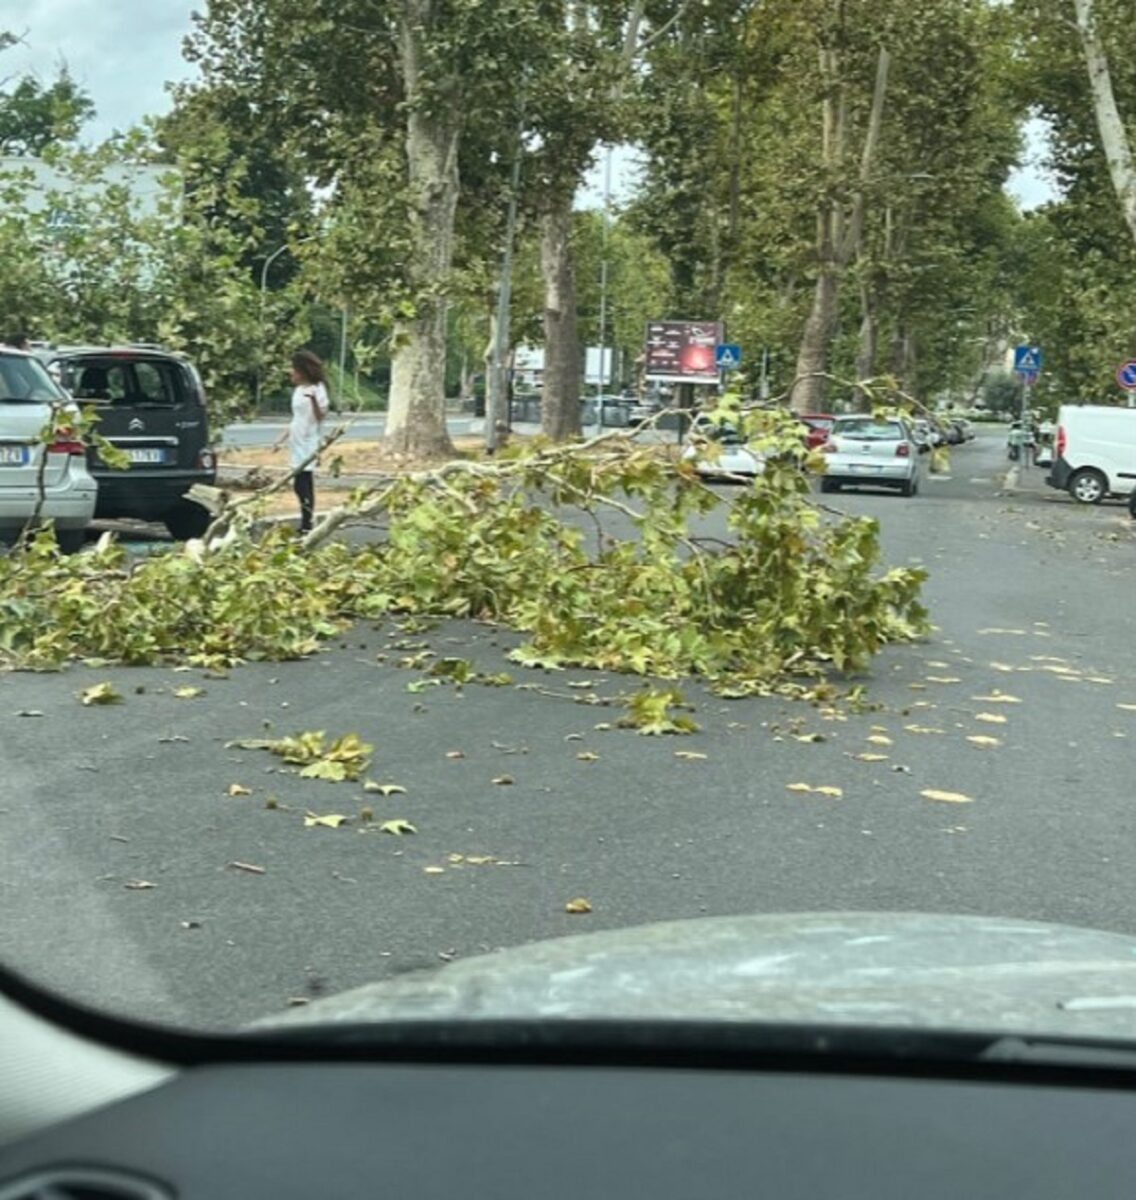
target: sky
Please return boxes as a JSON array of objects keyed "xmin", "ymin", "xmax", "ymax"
[{"xmin": 6, "ymin": 1, "xmax": 1058, "ymax": 211}]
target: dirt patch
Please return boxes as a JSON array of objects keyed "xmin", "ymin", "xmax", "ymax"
[{"xmin": 218, "ymin": 435, "xmax": 519, "ymax": 479}]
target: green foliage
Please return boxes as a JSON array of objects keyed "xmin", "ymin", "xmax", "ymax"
[
  {"xmin": 0, "ymin": 431, "xmax": 927, "ymax": 698},
  {"xmin": 232, "ymin": 731, "xmax": 374, "ymax": 782},
  {"xmin": 0, "ymin": 68, "xmax": 95, "ymax": 155},
  {"xmin": 619, "ymin": 689, "xmax": 699, "ymax": 736}
]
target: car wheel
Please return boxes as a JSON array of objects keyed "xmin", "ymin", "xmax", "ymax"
[
  {"xmin": 1069, "ymin": 468, "xmax": 1107, "ymax": 505},
  {"xmin": 164, "ymin": 499, "xmax": 212, "ymax": 540},
  {"xmin": 819, "ymin": 478, "xmax": 839, "ymax": 493},
  {"xmin": 899, "ymin": 479, "xmax": 915, "ymax": 497},
  {"xmin": 54, "ymin": 528, "xmax": 86, "ymax": 555}
]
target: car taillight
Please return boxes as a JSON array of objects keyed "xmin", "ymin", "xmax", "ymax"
[
  {"xmin": 896, "ymin": 442, "xmax": 910, "ymax": 457},
  {"xmin": 198, "ymin": 449, "xmax": 216, "ymax": 471},
  {"xmin": 1056, "ymin": 426, "xmax": 1066, "ymax": 459},
  {"xmin": 48, "ymin": 436, "xmax": 85, "ymax": 455}
]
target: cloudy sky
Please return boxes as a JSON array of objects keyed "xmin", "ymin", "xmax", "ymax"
[
  {"xmin": 8, "ymin": 2, "xmax": 1056, "ymax": 209},
  {"xmin": 4, "ymin": 1, "xmax": 197, "ymax": 138}
]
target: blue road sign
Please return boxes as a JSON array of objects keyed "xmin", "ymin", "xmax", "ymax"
[
  {"xmin": 1117, "ymin": 361, "xmax": 1136, "ymax": 391},
  {"xmin": 1014, "ymin": 345, "xmax": 1042, "ymax": 382},
  {"xmin": 715, "ymin": 343, "xmax": 742, "ymax": 371}
]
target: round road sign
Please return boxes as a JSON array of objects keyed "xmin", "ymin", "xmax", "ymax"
[{"xmin": 1117, "ymin": 361, "xmax": 1136, "ymax": 391}]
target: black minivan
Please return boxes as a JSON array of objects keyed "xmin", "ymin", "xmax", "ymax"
[{"xmin": 41, "ymin": 346, "xmax": 217, "ymax": 539}]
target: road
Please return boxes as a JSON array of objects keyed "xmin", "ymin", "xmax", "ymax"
[{"xmin": 2, "ymin": 427, "xmax": 1135, "ymax": 1030}]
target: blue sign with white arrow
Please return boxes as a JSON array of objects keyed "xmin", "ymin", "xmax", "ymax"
[
  {"xmin": 1013, "ymin": 345, "xmax": 1042, "ymax": 382},
  {"xmin": 715, "ymin": 343, "xmax": 742, "ymax": 371},
  {"xmin": 1117, "ymin": 361, "xmax": 1136, "ymax": 391}
]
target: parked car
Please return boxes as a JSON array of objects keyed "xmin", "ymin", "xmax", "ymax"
[
  {"xmin": 0, "ymin": 348, "xmax": 97, "ymax": 552},
  {"xmin": 681, "ymin": 413, "xmax": 764, "ymax": 480},
  {"xmin": 38, "ymin": 345, "xmax": 216, "ymax": 539},
  {"xmin": 1047, "ymin": 404, "xmax": 1136, "ymax": 504},
  {"xmin": 629, "ymin": 396, "xmax": 663, "ymax": 428},
  {"xmin": 797, "ymin": 414, "xmax": 835, "ymax": 451},
  {"xmin": 819, "ymin": 414, "xmax": 923, "ymax": 496}
]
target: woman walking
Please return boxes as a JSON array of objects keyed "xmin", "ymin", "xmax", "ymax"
[{"xmin": 274, "ymin": 350, "xmax": 330, "ymax": 533}]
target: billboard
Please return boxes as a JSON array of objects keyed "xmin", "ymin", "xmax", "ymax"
[{"xmin": 644, "ymin": 320, "xmax": 723, "ymax": 384}]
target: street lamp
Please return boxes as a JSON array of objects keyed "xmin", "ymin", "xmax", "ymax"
[{"xmin": 256, "ymin": 236, "xmax": 315, "ymax": 410}]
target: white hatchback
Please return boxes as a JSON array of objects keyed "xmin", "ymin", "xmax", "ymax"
[
  {"xmin": 819, "ymin": 414, "xmax": 923, "ymax": 496},
  {"xmin": 680, "ymin": 413, "xmax": 765, "ymax": 480},
  {"xmin": 0, "ymin": 350, "xmax": 97, "ymax": 552}
]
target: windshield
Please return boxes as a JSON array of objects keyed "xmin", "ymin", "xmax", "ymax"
[
  {"xmin": 4, "ymin": 0, "xmax": 1136, "ymax": 1056},
  {"xmin": 833, "ymin": 419, "xmax": 906, "ymax": 441},
  {"xmin": 0, "ymin": 353, "xmax": 66, "ymax": 403}
]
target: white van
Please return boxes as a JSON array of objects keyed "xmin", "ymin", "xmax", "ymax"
[{"xmin": 1047, "ymin": 405, "xmax": 1136, "ymax": 504}]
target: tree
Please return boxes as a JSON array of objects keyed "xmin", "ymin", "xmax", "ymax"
[
  {"xmin": 0, "ymin": 68, "xmax": 94, "ymax": 156},
  {"xmin": 1071, "ymin": 0, "xmax": 1136, "ymax": 246}
]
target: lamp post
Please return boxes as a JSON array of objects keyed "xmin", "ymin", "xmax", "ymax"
[{"xmin": 256, "ymin": 236, "xmax": 314, "ymax": 410}]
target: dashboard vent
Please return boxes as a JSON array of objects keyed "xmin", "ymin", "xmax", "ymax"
[{"xmin": 0, "ymin": 1167, "xmax": 172, "ymax": 1200}]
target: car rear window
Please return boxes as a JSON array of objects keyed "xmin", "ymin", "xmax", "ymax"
[
  {"xmin": 834, "ymin": 419, "xmax": 905, "ymax": 441},
  {"xmin": 58, "ymin": 357, "xmax": 185, "ymax": 407},
  {"xmin": 0, "ymin": 354, "xmax": 65, "ymax": 403}
]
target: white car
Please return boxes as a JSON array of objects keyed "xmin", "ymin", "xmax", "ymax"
[
  {"xmin": 681, "ymin": 413, "xmax": 765, "ymax": 480},
  {"xmin": 1047, "ymin": 405, "xmax": 1136, "ymax": 504},
  {"xmin": 0, "ymin": 349, "xmax": 97, "ymax": 552},
  {"xmin": 819, "ymin": 414, "xmax": 923, "ymax": 496}
]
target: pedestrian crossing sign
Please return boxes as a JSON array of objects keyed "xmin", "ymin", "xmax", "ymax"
[{"xmin": 715, "ymin": 343, "xmax": 742, "ymax": 371}]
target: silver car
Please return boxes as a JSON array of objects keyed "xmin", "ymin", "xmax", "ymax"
[
  {"xmin": 0, "ymin": 349, "xmax": 97, "ymax": 552},
  {"xmin": 819, "ymin": 414, "xmax": 923, "ymax": 496}
]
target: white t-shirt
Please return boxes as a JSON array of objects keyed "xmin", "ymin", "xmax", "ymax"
[{"xmin": 288, "ymin": 381, "xmax": 330, "ymax": 469}]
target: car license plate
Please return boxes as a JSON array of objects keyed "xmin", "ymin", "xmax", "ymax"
[
  {"xmin": 851, "ymin": 463, "xmax": 882, "ymax": 473},
  {"xmin": 127, "ymin": 448, "xmax": 167, "ymax": 464},
  {"xmin": 0, "ymin": 445, "xmax": 29, "ymax": 466}
]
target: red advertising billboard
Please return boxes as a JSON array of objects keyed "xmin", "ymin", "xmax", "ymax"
[{"xmin": 644, "ymin": 320, "xmax": 724, "ymax": 384}]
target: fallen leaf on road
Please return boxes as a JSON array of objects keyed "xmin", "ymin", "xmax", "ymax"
[
  {"xmin": 926, "ymin": 661, "xmax": 951, "ymax": 669},
  {"xmin": 227, "ymin": 783, "xmax": 252, "ymax": 797},
  {"xmin": 925, "ymin": 677, "xmax": 962, "ymax": 685},
  {"xmin": 79, "ymin": 682, "xmax": 122, "ymax": 706},
  {"xmin": 854, "ymin": 753, "xmax": 889, "ymax": 763},
  {"xmin": 1117, "ymin": 704, "xmax": 1136, "ymax": 713},
  {"xmin": 423, "ymin": 866, "xmax": 446, "ymax": 875},
  {"xmin": 180, "ymin": 920, "xmax": 202, "ymax": 930},
  {"xmin": 576, "ymin": 751, "xmax": 600, "ymax": 762},
  {"xmin": 304, "ymin": 812, "xmax": 351, "ymax": 829},
  {"xmin": 492, "ymin": 774, "xmax": 515, "ymax": 786},
  {"xmin": 908, "ymin": 683, "xmax": 928, "ymax": 691},
  {"xmin": 978, "ymin": 629, "xmax": 1027, "ymax": 636},
  {"xmin": 593, "ymin": 722, "xmax": 613, "ymax": 731},
  {"xmin": 445, "ymin": 750, "xmax": 465, "ymax": 759},
  {"xmin": 124, "ymin": 880, "xmax": 156, "ymax": 890},
  {"xmin": 905, "ymin": 725, "xmax": 945, "ymax": 735},
  {"xmin": 921, "ymin": 789, "xmax": 974, "ymax": 804},
  {"xmin": 567, "ymin": 680, "xmax": 595, "ymax": 689},
  {"xmin": 675, "ymin": 750, "xmax": 708, "ymax": 761},
  {"xmin": 974, "ymin": 712, "xmax": 1008, "ymax": 724},
  {"xmin": 15, "ymin": 709, "xmax": 44, "ymax": 717},
  {"xmin": 158, "ymin": 734, "xmax": 190, "ymax": 743},
  {"xmin": 786, "ymin": 783, "xmax": 813, "ymax": 793},
  {"xmin": 867, "ymin": 735, "xmax": 893, "ymax": 746},
  {"xmin": 228, "ymin": 861, "xmax": 266, "ymax": 875},
  {"xmin": 989, "ymin": 662, "xmax": 1017, "ymax": 672},
  {"xmin": 173, "ymin": 686, "xmax": 204, "ymax": 699},
  {"xmin": 972, "ymin": 693, "xmax": 1021, "ymax": 704},
  {"xmin": 793, "ymin": 733, "xmax": 825, "ymax": 744},
  {"xmin": 565, "ymin": 898, "xmax": 593, "ymax": 914},
  {"xmin": 1085, "ymin": 677, "xmax": 1115, "ymax": 685},
  {"xmin": 364, "ymin": 781, "xmax": 406, "ymax": 796},
  {"xmin": 814, "ymin": 786, "xmax": 844, "ymax": 798},
  {"xmin": 565, "ymin": 733, "xmax": 585, "ymax": 742},
  {"xmin": 378, "ymin": 819, "xmax": 417, "ymax": 836},
  {"xmin": 967, "ymin": 735, "xmax": 1002, "ymax": 748}
]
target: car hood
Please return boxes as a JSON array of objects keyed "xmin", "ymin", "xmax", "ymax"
[{"xmin": 257, "ymin": 911, "xmax": 1136, "ymax": 1040}]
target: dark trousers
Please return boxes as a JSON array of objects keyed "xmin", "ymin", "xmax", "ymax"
[{"xmin": 293, "ymin": 470, "xmax": 315, "ymax": 532}]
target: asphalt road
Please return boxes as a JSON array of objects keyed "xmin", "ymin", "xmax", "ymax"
[{"xmin": 3, "ymin": 428, "xmax": 1136, "ymax": 1030}]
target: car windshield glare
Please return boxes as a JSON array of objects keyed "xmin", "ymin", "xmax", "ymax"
[
  {"xmin": 835, "ymin": 420, "xmax": 904, "ymax": 441},
  {"xmin": 0, "ymin": 354, "xmax": 66, "ymax": 404}
]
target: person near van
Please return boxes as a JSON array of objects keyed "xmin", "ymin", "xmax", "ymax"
[
  {"xmin": 2, "ymin": 332, "xmax": 30, "ymax": 351},
  {"xmin": 273, "ymin": 349, "xmax": 330, "ymax": 534}
]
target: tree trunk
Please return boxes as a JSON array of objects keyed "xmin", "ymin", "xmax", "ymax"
[
  {"xmin": 1073, "ymin": 0, "xmax": 1136, "ymax": 246},
  {"xmin": 790, "ymin": 45, "xmax": 890, "ymax": 414},
  {"xmin": 540, "ymin": 195, "xmax": 582, "ymax": 440},
  {"xmin": 386, "ymin": 2, "xmax": 458, "ymax": 457},
  {"xmin": 855, "ymin": 278, "xmax": 877, "ymax": 396}
]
